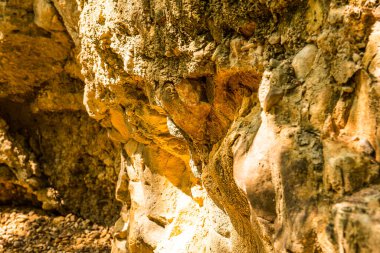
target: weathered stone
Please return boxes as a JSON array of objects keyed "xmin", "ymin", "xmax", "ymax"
[
  {"xmin": 268, "ymin": 33, "xmax": 281, "ymax": 45},
  {"xmin": 1, "ymin": 1, "xmax": 380, "ymax": 253},
  {"xmin": 0, "ymin": 0, "xmax": 121, "ymax": 225},
  {"xmin": 292, "ymin": 44, "xmax": 318, "ymax": 80},
  {"xmin": 33, "ymin": 0, "xmax": 65, "ymax": 32}
]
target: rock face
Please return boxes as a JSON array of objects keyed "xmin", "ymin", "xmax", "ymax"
[
  {"xmin": 0, "ymin": 0, "xmax": 120, "ymax": 225},
  {"xmin": 1, "ymin": 0, "xmax": 380, "ymax": 252}
]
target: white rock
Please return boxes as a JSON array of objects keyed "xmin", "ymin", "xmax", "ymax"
[{"xmin": 292, "ymin": 44, "xmax": 318, "ymax": 80}]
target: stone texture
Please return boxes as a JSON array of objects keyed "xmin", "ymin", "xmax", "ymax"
[
  {"xmin": 0, "ymin": 206, "xmax": 113, "ymax": 252},
  {"xmin": 0, "ymin": 0, "xmax": 120, "ymax": 225},
  {"xmin": 1, "ymin": 0, "xmax": 380, "ymax": 253},
  {"xmin": 292, "ymin": 44, "xmax": 318, "ymax": 80}
]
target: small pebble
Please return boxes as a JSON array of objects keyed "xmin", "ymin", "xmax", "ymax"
[
  {"xmin": 352, "ymin": 53, "xmax": 361, "ymax": 63},
  {"xmin": 268, "ymin": 33, "xmax": 281, "ymax": 45},
  {"xmin": 342, "ymin": 86, "xmax": 354, "ymax": 93}
]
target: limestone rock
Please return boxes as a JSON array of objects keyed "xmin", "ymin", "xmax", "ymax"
[
  {"xmin": 1, "ymin": 0, "xmax": 380, "ymax": 253},
  {"xmin": 0, "ymin": 0, "xmax": 120, "ymax": 225},
  {"xmin": 34, "ymin": 0, "xmax": 65, "ymax": 32},
  {"xmin": 327, "ymin": 186, "xmax": 380, "ymax": 253},
  {"xmin": 292, "ymin": 44, "xmax": 318, "ymax": 80}
]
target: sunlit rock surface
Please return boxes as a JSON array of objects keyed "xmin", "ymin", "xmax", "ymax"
[{"xmin": 1, "ymin": 0, "xmax": 380, "ymax": 252}]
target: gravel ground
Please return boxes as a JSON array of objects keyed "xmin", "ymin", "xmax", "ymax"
[{"xmin": 0, "ymin": 206, "xmax": 113, "ymax": 253}]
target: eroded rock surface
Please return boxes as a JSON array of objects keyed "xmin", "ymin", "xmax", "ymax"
[
  {"xmin": 1, "ymin": 0, "xmax": 380, "ymax": 252},
  {"xmin": 0, "ymin": 0, "xmax": 120, "ymax": 225}
]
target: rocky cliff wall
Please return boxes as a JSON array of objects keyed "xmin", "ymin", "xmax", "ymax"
[
  {"xmin": 0, "ymin": 0, "xmax": 120, "ymax": 225},
  {"xmin": 1, "ymin": 0, "xmax": 380, "ymax": 252}
]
